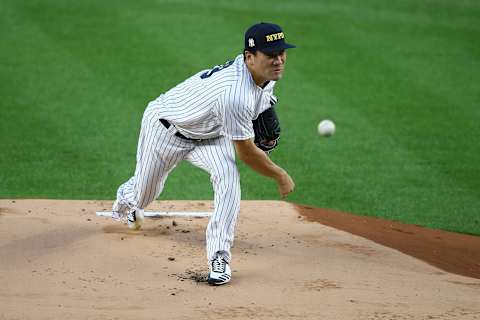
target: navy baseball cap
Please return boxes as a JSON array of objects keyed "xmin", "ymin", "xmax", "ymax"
[{"xmin": 244, "ymin": 22, "xmax": 296, "ymax": 54}]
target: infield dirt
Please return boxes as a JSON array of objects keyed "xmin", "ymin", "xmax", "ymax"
[{"xmin": 1, "ymin": 200, "xmax": 479, "ymax": 319}]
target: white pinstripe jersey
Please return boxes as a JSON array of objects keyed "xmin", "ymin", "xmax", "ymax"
[{"xmin": 151, "ymin": 54, "xmax": 277, "ymax": 140}]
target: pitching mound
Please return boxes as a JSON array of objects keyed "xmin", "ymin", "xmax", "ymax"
[{"xmin": 1, "ymin": 200, "xmax": 479, "ymax": 319}]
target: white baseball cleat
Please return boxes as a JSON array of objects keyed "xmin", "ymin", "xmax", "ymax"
[
  {"xmin": 207, "ymin": 255, "xmax": 231, "ymax": 285},
  {"xmin": 127, "ymin": 208, "xmax": 144, "ymax": 230}
]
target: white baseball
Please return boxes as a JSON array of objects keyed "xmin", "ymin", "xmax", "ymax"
[{"xmin": 318, "ymin": 119, "xmax": 336, "ymax": 137}]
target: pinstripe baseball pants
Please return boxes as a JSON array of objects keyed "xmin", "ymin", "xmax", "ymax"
[{"xmin": 114, "ymin": 104, "xmax": 241, "ymax": 263}]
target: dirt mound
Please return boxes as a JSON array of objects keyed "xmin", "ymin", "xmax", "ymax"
[{"xmin": 1, "ymin": 199, "xmax": 479, "ymax": 319}]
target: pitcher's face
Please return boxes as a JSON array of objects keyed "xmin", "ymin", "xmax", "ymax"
[{"xmin": 245, "ymin": 50, "xmax": 287, "ymax": 86}]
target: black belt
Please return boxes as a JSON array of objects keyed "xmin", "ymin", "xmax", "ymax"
[{"xmin": 159, "ymin": 119, "xmax": 202, "ymax": 141}]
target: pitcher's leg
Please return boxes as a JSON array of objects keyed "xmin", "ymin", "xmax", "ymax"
[
  {"xmin": 114, "ymin": 110, "xmax": 191, "ymax": 218},
  {"xmin": 187, "ymin": 137, "xmax": 241, "ymax": 263}
]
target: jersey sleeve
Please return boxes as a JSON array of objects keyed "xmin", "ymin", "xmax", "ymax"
[{"xmin": 219, "ymin": 91, "xmax": 255, "ymax": 141}]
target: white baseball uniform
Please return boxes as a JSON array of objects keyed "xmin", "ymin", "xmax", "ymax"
[{"xmin": 114, "ymin": 54, "xmax": 276, "ymax": 262}]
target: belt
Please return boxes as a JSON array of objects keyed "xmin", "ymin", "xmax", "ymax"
[{"xmin": 159, "ymin": 119, "xmax": 202, "ymax": 141}]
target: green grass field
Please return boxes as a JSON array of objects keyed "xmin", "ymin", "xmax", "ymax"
[{"xmin": 1, "ymin": 0, "xmax": 479, "ymax": 235}]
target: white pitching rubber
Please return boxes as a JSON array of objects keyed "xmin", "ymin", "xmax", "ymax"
[{"xmin": 96, "ymin": 211, "xmax": 212, "ymax": 218}]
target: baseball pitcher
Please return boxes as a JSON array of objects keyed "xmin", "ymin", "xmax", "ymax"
[{"xmin": 112, "ymin": 22, "xmax": 296, "ymax": 285}]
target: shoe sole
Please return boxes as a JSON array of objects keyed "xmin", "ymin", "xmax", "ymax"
[{"xmin": 207, "ymin": 276, "xmax": 231, "ymax": 286}]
